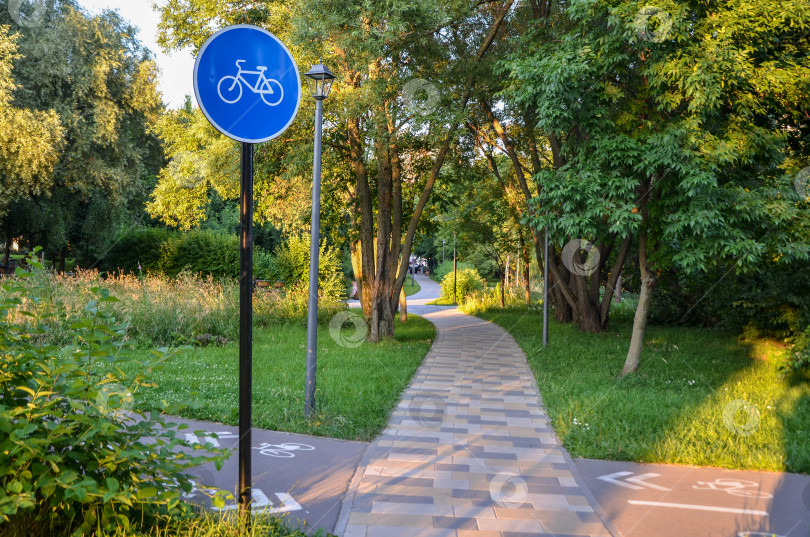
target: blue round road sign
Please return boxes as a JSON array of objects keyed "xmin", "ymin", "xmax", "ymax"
[{"xmin": 194, "ymin": 25, "xmax": 301, "ymax": 143}]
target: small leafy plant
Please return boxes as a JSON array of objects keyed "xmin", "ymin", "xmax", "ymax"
[
  {"xmin": 440, "ymin": 267, "xmax": 485, "ymax": 302},
  {"xmin": 0, "ymin": 249, "xmax": 226, "ymax": 536}
]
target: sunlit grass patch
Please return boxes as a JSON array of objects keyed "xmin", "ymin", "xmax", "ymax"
[
  {"xmin": 477, "ymin": 306, "xmax": 810, "ymax": 473},
  {"xmin": 129, "ymin": 313, "xmax": 436, "ymax": 441}
]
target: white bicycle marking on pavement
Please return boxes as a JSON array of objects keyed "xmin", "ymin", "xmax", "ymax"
[
  {"xmin": 253, "ymin": 442, "xmax": 316, "ymax": 458},
  {"xmin": 693, "ymin": 478, "xmax": 773, "ymax": 499}
]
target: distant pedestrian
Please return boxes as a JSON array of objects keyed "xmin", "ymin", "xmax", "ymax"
[{"xmin": 350, "ymin": 280, "xmax": 358, "ymax": 299}]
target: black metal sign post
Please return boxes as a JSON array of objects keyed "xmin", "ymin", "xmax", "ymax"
[
  {"xmin": 238, "ymin": 142, "xmax": 253, "ymax": 521},
  {"xmin": 193, "ymin": 26, "xmax": 303, "ymax": 533}
]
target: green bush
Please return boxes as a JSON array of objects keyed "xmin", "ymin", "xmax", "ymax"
[
  {"xmin": 102, "ymin": 228, "xmax": 273, "ymax": 281},
  {"xmin": 269, "ymin": 235, "xmax": 344, "ymax": 300},
  {"xmin": 440, "ymin": 267, "xmax": 485, "ymax": 302},
  {"xmin": 254, "ymin": 248, "xmax": 275, "ymax": 280},
  {"xmin": 459, "ymin": 283, "xmax": 525, "ymax": 315},
  {"xmin": 650, "ymin": 261, "xmax": 810, "ymax": 372},
  {"xmin": 101, "ymin": 227, "xmax": 171, "ymax": 274},
  {"xmin": 254, "ymin": 283, "xmax": 346, "ymax": 326},
  {"xmin": 433, "ymin": 260, "xmax": 473, "ymax": 282},
  {"xmin": 157, "ymin": 231, "xmax": 240, "ymax": 279},
  {"xmin": 0, "ymin": 251, "xmax": 225, "ymax": 536}
]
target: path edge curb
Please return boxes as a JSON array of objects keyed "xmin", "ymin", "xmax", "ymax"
[{"xmin": 333, "ymin": 436, "xmax": 374, "ymax": 536}]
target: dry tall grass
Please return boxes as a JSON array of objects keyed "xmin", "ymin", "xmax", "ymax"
[{"xmin": 2, "ymin": 269, "xmax": 345, "ymax": 347}]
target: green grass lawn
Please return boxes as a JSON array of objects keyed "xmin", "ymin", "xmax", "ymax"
[
  {"xmin": 403, "ymin": 278, "xmax": 420, "ymax": 296},
  {"xmin": 477, "ymin": 303, "xmax": 810, "ymax": 473},
  {"xmin": 129, "ymin": 313, "xmax": 435, "ymax": 441}
]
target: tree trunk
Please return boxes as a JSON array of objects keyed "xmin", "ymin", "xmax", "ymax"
[
  {"xmin": 58, "ymin": 246, "xmax": 66, "ymax": 274},
  {"xmin": 622, "ymin": 273, "xmax": 655, "ymax": 376},
  {"xmin": 2, "ymin": 231, "xmax": 9, "ymax": 268},
  {"xmin": 370, "ymin": 130, "xmax": 394, "ymax": 341},
  {"xmin": 621, "ymin": 177, "xmax": 655, "ymax": 376},
  {"xmin": 521, "ymin": 235, "xmax": 531, "ymax": 305},
  {"xmin": 399, "ymin": 286, "xmax": 407, "ymax": 322},
  {"xmin": 613, "ymin": 274, "xmax": 622, "ymax": 302},
  {"xmin": 350, "ymin": 242, "xmax": 363, "ymax": 303}
]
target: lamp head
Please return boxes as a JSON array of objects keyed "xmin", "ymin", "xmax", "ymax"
[{"xmin": 305, "ymin": 62, "xmax": 335, "ymax": 100}]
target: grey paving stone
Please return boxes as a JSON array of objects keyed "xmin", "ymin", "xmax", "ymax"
[{"xmin": 336, "ymin": 306, "xmax": 611, "ymax": 537}]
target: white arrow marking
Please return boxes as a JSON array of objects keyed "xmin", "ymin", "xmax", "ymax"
[
  {"xmin": 598, "ymin": 471, "xmax": 670, "ymax": 491},
  {"xmin": 625, "ymin": 473, "xmax": 671, "ymax": 491},
  {"xmin": 598, "ymin": 471, "xmax": 643, "ymax": 490},
  {"xmin": 267, "ymin": 492, "xmax": 303, "ymax": 514},
  {"xmin": 214, "ymin": 489, "xmax": 303, "ymax": 514},
  {"xmin": 184, "ymin": 431, "xmax": 238, "ymax": 447}
]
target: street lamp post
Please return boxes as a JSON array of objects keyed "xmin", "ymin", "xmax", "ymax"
[
  {"xmin": 543, "ymin": 222, "xmax": 549, "ymax": 347},
  {"xmin": 304, "ymin": 62, "xmax": 335, "ymax": 418},
  {"xmin": 453, "ymin": 232, "xmax": 457, "ymax": 304},
  {"xmin": 442, "ymin": 239, "xmax": 446, "ymax": 265}
]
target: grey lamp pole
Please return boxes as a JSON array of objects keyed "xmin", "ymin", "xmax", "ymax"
[
  {"xmin": 453, "ymin": 232, "xmax": 457, "ymax": 304},
  {"xmin": 442, "ymin": 239, "xmax": 445, "ymax": 264},
  {"xmin": 304, "ymin": 62, "xmax": 335, "ymax": 418},
  {"xmin": 543, "ymin": 216, "xmax": 549, "ymax": 347}
]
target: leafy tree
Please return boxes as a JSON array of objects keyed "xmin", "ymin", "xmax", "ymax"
[
  {"xmin": 0, "ymin": 26, "xmax": 63, "ymax": 221},
  {"xmin": 0, "ymin": 2, "xmax": 164, "ymax": 269},
  {"xmin": 505, "ymin": 0, "xmax": 810, "ymax": 374},
  {"xmin": 292, "ymin": 0, "xmax": 515, "ymax": 340},
  {"xmin": 155, "ymin": 0, "xmax": 516, "ymax": 342}
]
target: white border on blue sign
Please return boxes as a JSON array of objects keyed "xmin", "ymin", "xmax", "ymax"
[{"xmin": 193, "ymin": 24, "xmax": 302, "ymax": 144}]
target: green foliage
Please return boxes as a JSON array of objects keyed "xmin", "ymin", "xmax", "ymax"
[
  {"xmin": 459, "ymin": 284, "xmax": 527, "ymax": 315},
  {"xmin": 433, "ymin": 260, "xmax": 473, "ymax": 283},
  {"xmin": 649, "ymin": 261, "xmax": 810, "ymax": 373},
  {"xmin": 97, "ymin": 511, "xmax": 327, "ymax": 536},
  {"xmin": 1, "ymin": 3, "xmax": 165, "ymax": 264},
  {"xmin": 784, "ymin": 326, "xmax": 810, "ymax": 374},
  {"xmin": 254, "ymin": 284, "xmax": 346, "ymax": 327},
  {"xmin": 253, "ymin": 248, "xmax": 274, "ymax": 280},
  {"xmin": 102, "ymin": 228, "xmax": 271, "ymax": 280},
  {"xmin": 102, "ymin": 227, "xmax": 172, "ymax": 274},
  {"xmin": 0, "ymin": 26, "xmax": 64, "ymax": 215},
  {"xmin": 440, "ymin": 267, "xmax": 484, "ymax": 302},
  {"xmin": 0, "ymin": 250, "xmax": 225, "ymax": 535},
  {"xmin": 509, "ymin": 0, "xmax": 810, "ymax": 273},
  {"xmin": 157, "ymin": 231, "xmax": 240, "ymax": 279},
  {"xmin": 269, "ymin": 235, "xmax": 344, "ymax": 300}
]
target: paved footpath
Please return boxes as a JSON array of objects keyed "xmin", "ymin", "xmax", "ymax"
[
  {"xmin": 176, "ymin": 274, "xmax": 810, "ymax": 536},
  {"xmin": 337, "ymin": 275, "xmax": 616, "ymax": 536}
]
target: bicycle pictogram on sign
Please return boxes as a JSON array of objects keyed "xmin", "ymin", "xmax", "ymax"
[{"xmin": 218, "ymin": 60, "xmax": 284, "ymax": 106}]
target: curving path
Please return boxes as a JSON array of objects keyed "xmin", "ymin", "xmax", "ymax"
[{"xmin": 336, "ymin": 274, "xmax": 615, "ymax": 536}]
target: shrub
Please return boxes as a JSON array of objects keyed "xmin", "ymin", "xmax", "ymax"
[
  {"xmin": 440, "ymin": 267, "xmax": 485, "ymax": 302},
  {"xmin": 269, "ymin": 235, "xmax": 344, "ymax": 300},
  {"xmin": 157, "ymin": 231, "xmax": 240, "ymax": 279},
  {"xmin": 254, "ymin": 248, "xmax": 274, "ymax": 280},
  {"xmin": 101, "ymin": 228, "xmax": 272, "ymax": 280},
  {"xmin": 0, "ymin": 251, "xmax": 225, "ymax": 536},
  {"xmin": 101, "ymin": 227, "xmax": 171, "ymax": 274},
  {"xmin": 254, "ymin": 283, "xmax": 346, "ymax": 326},
  {"xmin": 433, "ymin": 260, "xmax": 473, "ymax": 283},
  {"xmin": 459, "ymin": 284, "xmax": 525, "ymax": 315}
]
